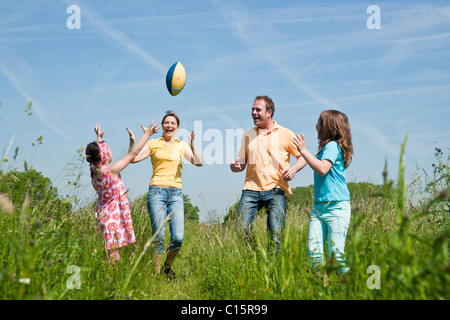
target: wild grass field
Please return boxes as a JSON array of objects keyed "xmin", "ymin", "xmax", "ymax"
[{"xmin": 0, "ymin": 134, "xmax": 448, "ymax": 300}]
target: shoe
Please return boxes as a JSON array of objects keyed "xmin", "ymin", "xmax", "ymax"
[{"xmin": 161, "ymin": 265, "xmax": 177, "ymax": 282}]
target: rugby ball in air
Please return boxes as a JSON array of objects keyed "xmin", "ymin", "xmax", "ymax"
[{"xmin": 166, "ymin": 61, "xmax": 186, "ymax": 96}]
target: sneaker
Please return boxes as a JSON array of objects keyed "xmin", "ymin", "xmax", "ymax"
[{"xmin": 161, "ymin": 265, "xmax": 177, "ymax": 282}]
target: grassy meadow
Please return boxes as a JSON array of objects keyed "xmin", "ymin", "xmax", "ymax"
[{"xmin": 0, "ymin": 137, "xmax": 448, "ymax": 300}]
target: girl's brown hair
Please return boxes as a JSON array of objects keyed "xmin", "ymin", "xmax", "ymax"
[
  {"xmin": 317, "ymin": 110, "xmax": 353, "ymax": 168},
  {"xmin": 86, "ymin": 142, "xmax": 102, "ymax": 178}
]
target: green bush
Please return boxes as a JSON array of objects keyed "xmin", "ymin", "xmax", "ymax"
[{"xmin": 0, "ymin": 168, "xmax": 71, "ymax": 216}]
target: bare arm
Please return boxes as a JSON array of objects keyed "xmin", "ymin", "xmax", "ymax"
[
  {"xmin": 184, "ymin": 131, "xmax": 203, "ymax": 167},
  {"xmin": 294, "ymin": 133, "xmax": 332, "ymax": 176},
  {"xmin": 129, "ymin": 123, "xmax": 160, "ymax": 163},
  {"xmin": 131, "ymin": 143, "xmax": 151, "ymax": 163},
  {"xmin": 126, "ymin": 126, "xmax": 135, "ymax": 153},
  {"xmin": 109, "ymin": 122, "xmax": 159, "ymax": 179}
]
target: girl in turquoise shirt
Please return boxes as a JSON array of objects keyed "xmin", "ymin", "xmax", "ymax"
[{"xmin": 294, "ymin": 110, "xmax": 354, "ymax": 275}]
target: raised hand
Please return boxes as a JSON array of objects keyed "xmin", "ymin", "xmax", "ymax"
[
  {"xmin": 294, "ymin": 133, "xmax": 306, "ymax": 154},
  {"xmin": 125, "ymin": 127, "xmax": 135, "ymax": 142},
  {"xmin": 141, "ymin": 121, "xmax": 160, "ymax": 136},
  {"xmin": 94, "ymin": 124, "xmax": 105, "ymax": 141},
  {"xmin": 189, "ymin": 131, "xmax": 197, "ymax": 148}
]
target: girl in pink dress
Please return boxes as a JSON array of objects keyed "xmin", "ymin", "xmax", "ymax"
[{"xmin": 86, "ymin": 122, "xmax": 160, "ymax": 263}]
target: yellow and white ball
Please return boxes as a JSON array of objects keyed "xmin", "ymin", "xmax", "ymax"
[{"xmin": 166, "ymin": 61, "xmax": 186, "ymax": 96}]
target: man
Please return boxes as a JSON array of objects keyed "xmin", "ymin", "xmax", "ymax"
[{"xmin": 230, "ymin": 95, "xmax": 306, "ymax": 250}]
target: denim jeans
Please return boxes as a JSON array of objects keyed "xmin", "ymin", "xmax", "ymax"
[
  {"xmin": 147, "ymin": 186, "xmax": 184, "ymax": 254},
  {"xmin": 237, "ymin": 188, "xmax": 287, "ymax": 250},
  {"xmin": 307, "ymin": 200, "xmax": 351, "ymax": 274}
]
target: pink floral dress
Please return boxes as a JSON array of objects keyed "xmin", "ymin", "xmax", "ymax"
[{"xmin": 92, "ymin": 167, "xmax": 136, "ymax": 250}]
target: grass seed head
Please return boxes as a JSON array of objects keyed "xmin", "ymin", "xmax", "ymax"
[{"xmin": 439, "ymin": 188, "xmax": 448, "ymax": 200}]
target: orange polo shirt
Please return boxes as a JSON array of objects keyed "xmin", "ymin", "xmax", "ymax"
[
  {"xmin": 148, "ymin": 137, "xmax": 188, "ymax": 188},
  {"xmin": 238, "ymin": 121, "xmax": 300, "ymax": 195}
]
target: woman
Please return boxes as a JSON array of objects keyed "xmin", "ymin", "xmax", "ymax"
[{"xmin": 131, "ymin": 111, "xmax": 202, "ymax": 281}]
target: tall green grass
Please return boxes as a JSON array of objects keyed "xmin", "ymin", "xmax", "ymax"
[{"xmin": 0, "ymin": 136, "xmax": 448, "ymax": 300}]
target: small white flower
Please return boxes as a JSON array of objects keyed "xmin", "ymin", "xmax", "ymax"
[{"xmin": 19, "ymin": 278, "xmax": 30, "ymax": 285}]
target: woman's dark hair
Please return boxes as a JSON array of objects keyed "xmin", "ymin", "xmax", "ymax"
[
  {"xmin": 161, "ymin": 110, "xmax": 180, "ymax": 127},
  {"xmin": 86, "ymin": 142, "xmax": 101, "ymax": 177}
]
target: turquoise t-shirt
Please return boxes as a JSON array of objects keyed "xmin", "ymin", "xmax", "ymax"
[{"xmin": 314, "ymin": 141, "xmax": 350, "ymax": 203}]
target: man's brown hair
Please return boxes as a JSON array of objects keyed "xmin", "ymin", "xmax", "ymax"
[{"xmin": 254, "ymin": 95, "xmax": 275, "ymax": 118}]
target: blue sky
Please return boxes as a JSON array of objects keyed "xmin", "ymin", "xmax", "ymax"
[{"xmin": 1, "ymin": 0, "xmax": 449, "ymax": 222}]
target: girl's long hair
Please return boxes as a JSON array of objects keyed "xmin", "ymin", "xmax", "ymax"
[
  {"xmin": 317, "ymin": 110, "xmax": 353, "ymax": 168},
  {"xmin": 85, "ymin": 142, "xmax": 102, "ymax": 178}
]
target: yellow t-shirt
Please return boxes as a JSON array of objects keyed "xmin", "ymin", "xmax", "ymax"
[
  {"xmin": 238, "ymin": 121, "xmax": 300, "ymax": 195},
  {"xmin": 148, "ymin": 137, "xmax": 188, "ymax": 188}
]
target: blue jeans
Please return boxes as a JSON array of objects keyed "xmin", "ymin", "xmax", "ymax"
[
  {"xmin": 237, "ymin": 188, "xmax": 287, "ymax": 250},
  {"xmin": 147, "ymin": 186, "xmax": 184, "ymax": 254},
  {"xmin": 307, "ymin": 200, "xmax": 351, "ymax": 274}
]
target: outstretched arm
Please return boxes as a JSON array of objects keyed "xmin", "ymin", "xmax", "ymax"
[
  {"xmin": 294, "ymin": 133, "xmax": 332, "ymax": 176},
  {"xmin": 131, "ymin": 143, "xmax": 151, "ymax": 163},
  {"xmin": 109, "ymin": 122, "xmax": 160, "ymax": 179},
  {"xmin": 130, "ymin": 123, "xmax": 160, "ymax": 163},
  {"xmin": 184, "ymin": 131, "xmax": 203, "ymax": 167}
]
